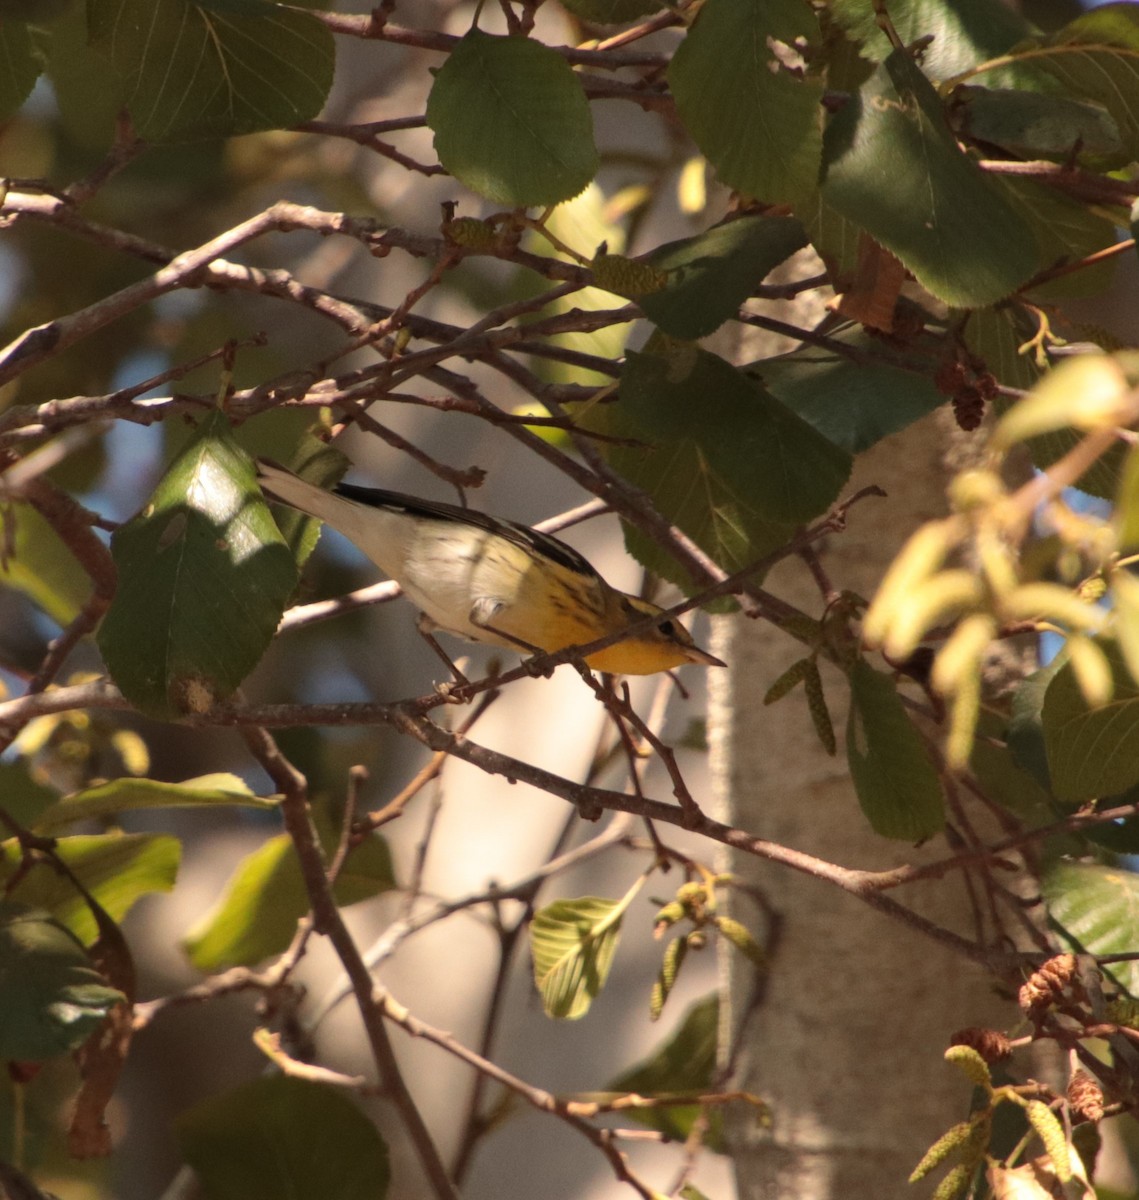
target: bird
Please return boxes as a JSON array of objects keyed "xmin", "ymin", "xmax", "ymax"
[{"xmin": 257, "ymin": 459, "xmax": 725, "ymax": 677}]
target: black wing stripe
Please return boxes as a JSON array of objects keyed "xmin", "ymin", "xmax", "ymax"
[{"xmin": 334, "ymin": 482, "xmax": 598, "ymax": 579}]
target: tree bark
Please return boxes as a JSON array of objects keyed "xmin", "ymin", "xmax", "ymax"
[{"xmin": 711, "ymin": 415, "xmax": 1017, "ymax": 1198}]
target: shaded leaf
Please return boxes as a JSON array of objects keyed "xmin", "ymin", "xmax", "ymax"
[
  {"xmin": 669, "ymin": 0, "xmax": 823, "ymax": 205},
  {"xmin": 1029, "ymin": 6, "xmax": 1139, "ymax": 160},
  {"xmin": 0, "ymin": 903, "xmax": 124, "ymax": 1062},
  {"xmin": 846, "ymin": 660, "xmax": 944, "ymax": 840},
  {"xmin": 755, "ymin": 331, "xmax": 945, "ymax": 453},
  {"xmin": 638, "ymin": 214, "xmax": 808, "ymax": 340},
  {"xmin": 606, "ymin": 345, "xmax": 851, "ymax": 591},
  {"xmin": 821, "ymin": 50, "xmax": 1039, "ymax": 307},
  {"xmin": 1042, "ymin": 860, "xmax": 1139, "ymax": 994},
  {"xmin": 530, "ymin": 896, "xmax": 623, "ymax": 1020},
  {"xmin": 0, "ymin": 19, "xmax": 43, "ymax": 118},
  {"xmin": 608, "ymin": 994, "xmax": 725, "ymax": 1148},
  {"xmin": 426, "ymin": 30, "xmax": 597, "ymax": 206},
  {"xmin": 88, "ymin": 0, "xmax": 334, "ymax": 142},
  {"xmin": 98, "ymin": 410, "xmax": 299, "ymax": 720},
  {"xmin": 178, "ymin": 1076, "xmax": 390, "ymax": 1200},
  {"xmin": 557, "ymin": 0, "xmax": 662, "ymax": 21}
]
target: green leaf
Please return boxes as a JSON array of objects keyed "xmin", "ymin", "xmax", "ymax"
[
  {"xmin": 0, "ymin": 761, "xmax": 58, "ymax": 828},
  {"xmin": 755, "ymin": 331, "xmax": 946, "ymax": 453},
  {"xmin": 0, "ymin": 502, "xmax": 91, "ymax": 626},
  {"xmin": 97, "ymin": 410, "xmax": 299, "ymax": 720},
  {"xmin": 1043, "ymin": 642, "xmax": 1139, "ymax": 802},
  {"xmin": 0, "ymin": 903, "xmax": 124, "ymax": 1062},
  {"xmin": 828, "ymin": 0, "xmax": 1033, "ymax": 81},
  {"xmin": 954, "ymin": 87, "xmax": 1124, "ymax": 165},
  {"xmin": 530, "ymin": 896, "xmax": 623, "ymax": 1019},
  {"xmin": 997, "ymin": 175, "xmax": 1119, "ymax": 303},
  {"xmin": 178, "ymin": 1076, "xmax": 390, "ymax": 1200},
  {"xmin": 87, "ymin": 0, "xmax": 334, "ymax": 142},
  {"xmin": 821, "ymin": 49, "xmax": 1039, "ymax": 307},
  {"xmin": 557, "ymin": 0, "xmax": 662, "ymax": 22},
  {"xmin": 268, "ymin": 436, "xmax": 349, "ymax": 568},
  {"xmin": 1027, "ymin": 6, "xmax": 1139, "ymax": 160},
  {"xmin": 608, "ymin": 994, "xmax": 725, "ymax": 1147},
  {"xmin": 969, "ymin": 710, "xmax": 1057, "ymax": 829},
  {"xmin": 668, "ymin": 0, "xmax": 823, "ymax": 205},
  {"xmin": 0, "ymin": 19, "xmax": 43, "ymax": 118},
  {"xmin": 962, "ymin": 306, "xmax": 1043, "ymax": 393},
  {"xmin": 425, "ymin": 29, "xmax": 598, "ymax": 207},
  {"xmin": 605, "ymin": 345, "xmax": 851, "ymax": 590},
  {"xmin": 638, "ymin": 214, "xmax": 808, "ymax": 340},
  {"xmin": 0, "ymin": 833, "xmax": 180, "ymax": 944},
  {"xmin": 846, "ymin": 660, "xmax": 944, "ymax": 840},
  {"xmin": 184, "ymin": 829, "xmax": 395, "ymax": 970},
  {"xmin": 1042, "ymin": 860, "xmax": 1139, "ymax": 995},
  {"xmin": 34, "ymin": 773, "xmax": 277, "ymax": 835}
]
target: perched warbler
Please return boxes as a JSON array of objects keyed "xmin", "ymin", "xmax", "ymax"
[{"xmin": 257, "ymin": 460, "xmax": 724, "ymax": 676}]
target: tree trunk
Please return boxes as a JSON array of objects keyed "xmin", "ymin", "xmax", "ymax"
[{"xmin": 711, "ymin": 415, "xmax": 1017, "ymax": 1198}]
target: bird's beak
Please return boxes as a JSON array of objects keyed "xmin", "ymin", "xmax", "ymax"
[{"xmin": 684, "ymin": 645, "xmax": 727, "ymax": 668}]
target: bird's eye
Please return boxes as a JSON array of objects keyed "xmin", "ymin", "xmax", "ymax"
[{"xmin": 658, "ymin": 619, "xmax": 676, "ymax": 638}]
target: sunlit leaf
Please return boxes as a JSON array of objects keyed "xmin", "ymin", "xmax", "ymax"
[
  {"xmin": 1043, "ymin": 860, "xmax": 1139, "ymax": 994},
  {"xmin": 531, "ymin": 896, "xmax": 623, "ymax": 1020}
]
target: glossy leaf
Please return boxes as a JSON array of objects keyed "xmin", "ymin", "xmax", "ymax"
[
  {"xmin": 530, "ymin": 896, "xmax": 623, "ymax": 1020},
  {"xmin": 638, "ymin": 214, "xmax": 808, "ymax": 339},
  {"xmin": 608, "ymin": 345, "xmax": 851, "ymax": 590},
  {"xmin": 98, "ymin": 411, "xmax": 299, "ymax": 720},
  {"xmin": 184, "ymin": 829, "xmax": 395, "ymax": 970},
  {"xmin": 34, "ymin": 773, "xmax": 277, "ymax": 835},
  {"xmin": 821, "ymin": 50, "xmax": 1039, "ymax": 307},
  {"xmin": 426, "ymin": 30, "xmax": 597, "ymax": 206},
  {"xmin": 0, "ymin": 903, "xmax": 124, "ymax": 1062},
  {"xmin": 0, "ymin": 19, "xmax": 43, "ymax": 118},
  {"xmin": 1043, "ymin": 861, "xmax": 1139, "ymax": 994},
  {"xmin": 87, "ymin": 0, "xmax": 334, "ymax": 142},
  {"xmin": 669, "ymin": 0, "xmax": 823, "ymax": 205},
  {"xmin": 846, "ymin": 660, "xmax": 944, "ymax": 840},
  {"xmin": 0, "ymin": 833, "xmax": 180, "ymax": 945},
  {"xmin": 1043, "ymin": 642, "xmax": 1139, "ymax": 802},
  {"xmin": 178, "ymin": 1076, "xmax": 390, "ymax": 1200},
  {"xmin": 607, "ymin": 994, "xmax": 724, "ymax": 1147}
]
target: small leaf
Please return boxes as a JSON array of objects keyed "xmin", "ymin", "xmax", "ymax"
[
  {"xmin": 0, "ymin": 832, "xmax": 180, "ymax": 945},
  {"xmin": 608, "ymin": 994, "xmax": 724, "ymax": 1147},
  {"xmin": 638, "ymin": 214, "xmax": 808, "ymax": 339},
  {"xmin": 846, "ymin": 660, "xmax": 944, "ymax": 840},
  {"xmin": 34, "ymin": 774, "xmax": 276, "ymax": 835},
  {"xmin": 178, "ymin": 1076, "xmax": 390, "ymax": 1200},
  {"xmin": 426, "ymin": 30, "xmax": 598, "ymax": 206},
  {"xmin": 98, "ymin": 411, "xmax": 299, "ymax": 719},
  {"xmin": 669, "ymin": 0, "xmax": 823, "ymax": 205},
  {"xmin": 88, "ymin": 0, "xmax": 334, "ymax": 142},
  {"xmin": 0, "ymin": 903, "xmax": 124, "ymax": 1062},
  {"xmin": 530, "ymin": 896, "xmax": 623, "ymax": 1020},
  {"xmin": 821, "ymin": 49, "xmax": 1039, "ymax": 307},
  {"xmin": 1042, "ymin": 860, "xmax": 1139, "ymax": 995}
]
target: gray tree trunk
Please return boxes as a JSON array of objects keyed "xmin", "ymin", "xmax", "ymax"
[{"xmin": 710, "ymin": 416, "xmax": 1017, "ymax": 1198}]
